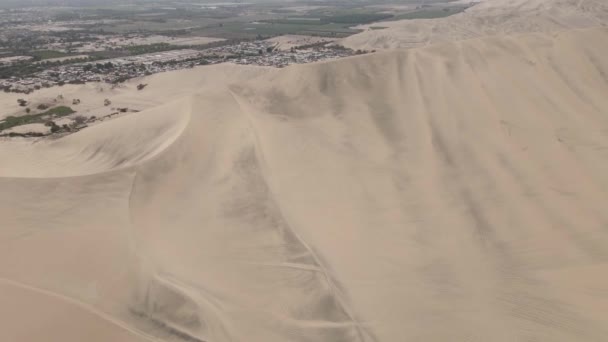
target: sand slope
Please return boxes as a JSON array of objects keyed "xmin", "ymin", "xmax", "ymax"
[
  {"xmin": 0, "ymin": 64, "xmax": 266, "ymax": 121},
  {"xmin": 2, "ymin": 27, "xmax": 608, "ymax": 341},
  {"xmin": 341, "ymin": 0, "xmax": 608, "ymax": 50}
]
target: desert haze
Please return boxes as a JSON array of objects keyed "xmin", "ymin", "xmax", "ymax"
[{"xmin": 1, "ymin": 0, "xmax": 608, "ymax": 342}]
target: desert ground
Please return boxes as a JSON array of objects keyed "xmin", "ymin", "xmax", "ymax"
[
  {"xmin": 341, "ymin": 0, "xmax": 608, "ymax": 49},
  {"xmin": 1, "ymin": 0, "xmax": 608, "ymax": 341},
  {"xmin": 265, "ymin": 35, "xmax": 339, "ymax": 51}
]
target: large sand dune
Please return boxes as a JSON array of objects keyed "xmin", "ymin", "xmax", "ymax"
[
  {"xmin": 342, "ymin": 0, "xmax": 608, "ymax": 50},
  {"xmin": 2, "ymin": 26, "xmax": 608, "ymax": 342}
]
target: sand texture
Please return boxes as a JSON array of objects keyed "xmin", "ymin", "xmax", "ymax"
[
  {"xmin": 341, "ymin": 0, "xmax": 608, "ymax": 50},
  {"xmin": 1, "ymin": 21, "xmax": 608, "ymax": 342}
]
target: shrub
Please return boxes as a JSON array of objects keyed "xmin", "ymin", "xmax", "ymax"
[{"xmin": 73, "ymin": 115, "xmax": 87, "ymax": 125}]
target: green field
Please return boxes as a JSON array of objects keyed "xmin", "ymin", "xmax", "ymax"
[
  {"xmin": 30, "ymin": 50, "xmax": 70, "ymax": 60},
  {"xmin": 198, "ymin": 21, "xmax": 360, "ymax": 39},
  {"xmin": 0, "ymin": 106, "xmax": 75, "ymax": 132},
  {"xmin": 389, "ymin": 6, "xmax": 469, "ymax": 21}
]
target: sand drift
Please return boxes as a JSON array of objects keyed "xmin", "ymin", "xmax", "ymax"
[{"xmin": 1, "ymin": 27, "xmax": 608, "ymax": 342}]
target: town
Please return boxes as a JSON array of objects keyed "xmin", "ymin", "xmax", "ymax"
[{"xmin": 1, "ymin": 40, "xmax": 365, "ymax": 94}]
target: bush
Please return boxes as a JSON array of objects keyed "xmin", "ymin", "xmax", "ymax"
[{"xmin": 73, "ymin": 115, "xmax": 87, "ymax": 125}]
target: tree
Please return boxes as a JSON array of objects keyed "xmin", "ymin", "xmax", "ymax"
[
  {"xmin": 25, "ymin": 108, "xmax": 31, "ymax": 114},
  {"xmin": 73, "ymin": 115, "xmax": 87, "ymax": 125},
  {"xmin": 104, "ymin": 99, "xmax": 111, "ymax": 106},
  {"xmin": 17, "ymin": 99, "xmax": 27, "ymax": 106}
]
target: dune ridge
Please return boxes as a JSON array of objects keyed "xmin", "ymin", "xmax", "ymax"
[
  {"xmin": 341, "ymin": 0, "xmax": 608, "ymax": 50},
  {"xmin": 0, "ymin": 96, "xmax": 192, "ymax": 178},
  {"xmin": 1, "ymin": 26, "xmax": 608, "ymax": 341}
]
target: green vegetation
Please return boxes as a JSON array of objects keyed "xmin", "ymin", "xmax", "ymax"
[
  {"xmin": 0, "ymin": 63, "xmax": 45, "ymax": 79},
  {"xmin": 320, "ymin": 13, "xmax": 394, "ymax": 24},
  {"xmin": 250, "ymin": 11, "xmax": 396, "ymax": 37},
  {"xmin": 0, "ymin": 106, "xmax": 75, "ymax": 132},
  {"xmin": 390, "ymin": 7, "xmax": 468, "ymax": 21},
  {"xmin": 0, "ymin": 56, "xmax": 93, "ymax": 80},
  {"xmin": 30, "ymin": 50, "xmax": 70, "ymax": 60},
  {"xmin": 204, "ymin": 21, "xmax": 359, "ymax": 39},
  {"xmin": 124, "ymin": 43, "xmax": 187, "ymax": 55}
]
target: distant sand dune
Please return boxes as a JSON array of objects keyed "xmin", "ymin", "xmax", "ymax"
[
  {"xmin": 341, "ymin": 0, "xmax": 608, "ymax": 50},
  {"xmin": 1, "ymin": 26, "xmax": 608, "ymax": 342}
]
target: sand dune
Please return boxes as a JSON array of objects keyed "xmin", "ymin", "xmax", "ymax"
[
  {"xmin": 341, "ymin": 0, "xmax": 608, "ymax": 50},
  {"xmin": 0, "ymin": 64, "xmax": 266, "ymax": 121},
  {"xmin": 2, "ymin": 25, "xmax": 608, "ymax": 342}
]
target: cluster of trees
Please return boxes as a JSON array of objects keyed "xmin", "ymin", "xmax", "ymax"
[
  {"xmin": 0, "ymin": 56, "xmax": 93, "ymax": 79},
  {"xmin": 45, "ymin": 116, "xmax": 88, "ymax": 134},
  {"xmin": 124, "ymin": 43, "xmax": 184, "ymax": 55},
  {"xmin": 0, "ymin": 106, "xmax": 74, "ymax": 132},
  {"xmin": 320, "ymin": 13, "xmax": 394, "ymax": 24},
  {"xmin": 0, "ymin": 63, "xmax": 45, "ymax": 79},
  {"xmin": 83, "ymin": 62, "xmax": 115, "ymax": 73},
  {"xmin": 256, "ymin": 46, "xmax": 276, "ymax": 55}
]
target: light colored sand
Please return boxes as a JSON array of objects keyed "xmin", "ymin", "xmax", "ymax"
[
  {"xmin": 0, "ymin": 63, "xmax": 267, "ymax": 121},
  {"xmin": 169, "ymin": 37, "xmax": 225, "ymax": 46},
  {"xmin": 1, "ymin": 25, "xmax": 608, "ymax": 342},
  {"xmin": 341, "ymin": 0, "xmax": 608, "ymax": 50},
  {"xmin": 0, "ymin": 56, "xmax": 33, "ymax": 65},
  {"xmin": 3, "ymin": 123, "xmax": 49, "ymax": 135},
  {"xmin": 265, "ymin": 35, "xmax": 338, "ymax": 51},
  {"xmin": 74, "ymin": 35, "xmax": 225, "ymax": 52},
  {"xmin": 33, "ymin": 55, "xmax": 90, "ymax": 64}
]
